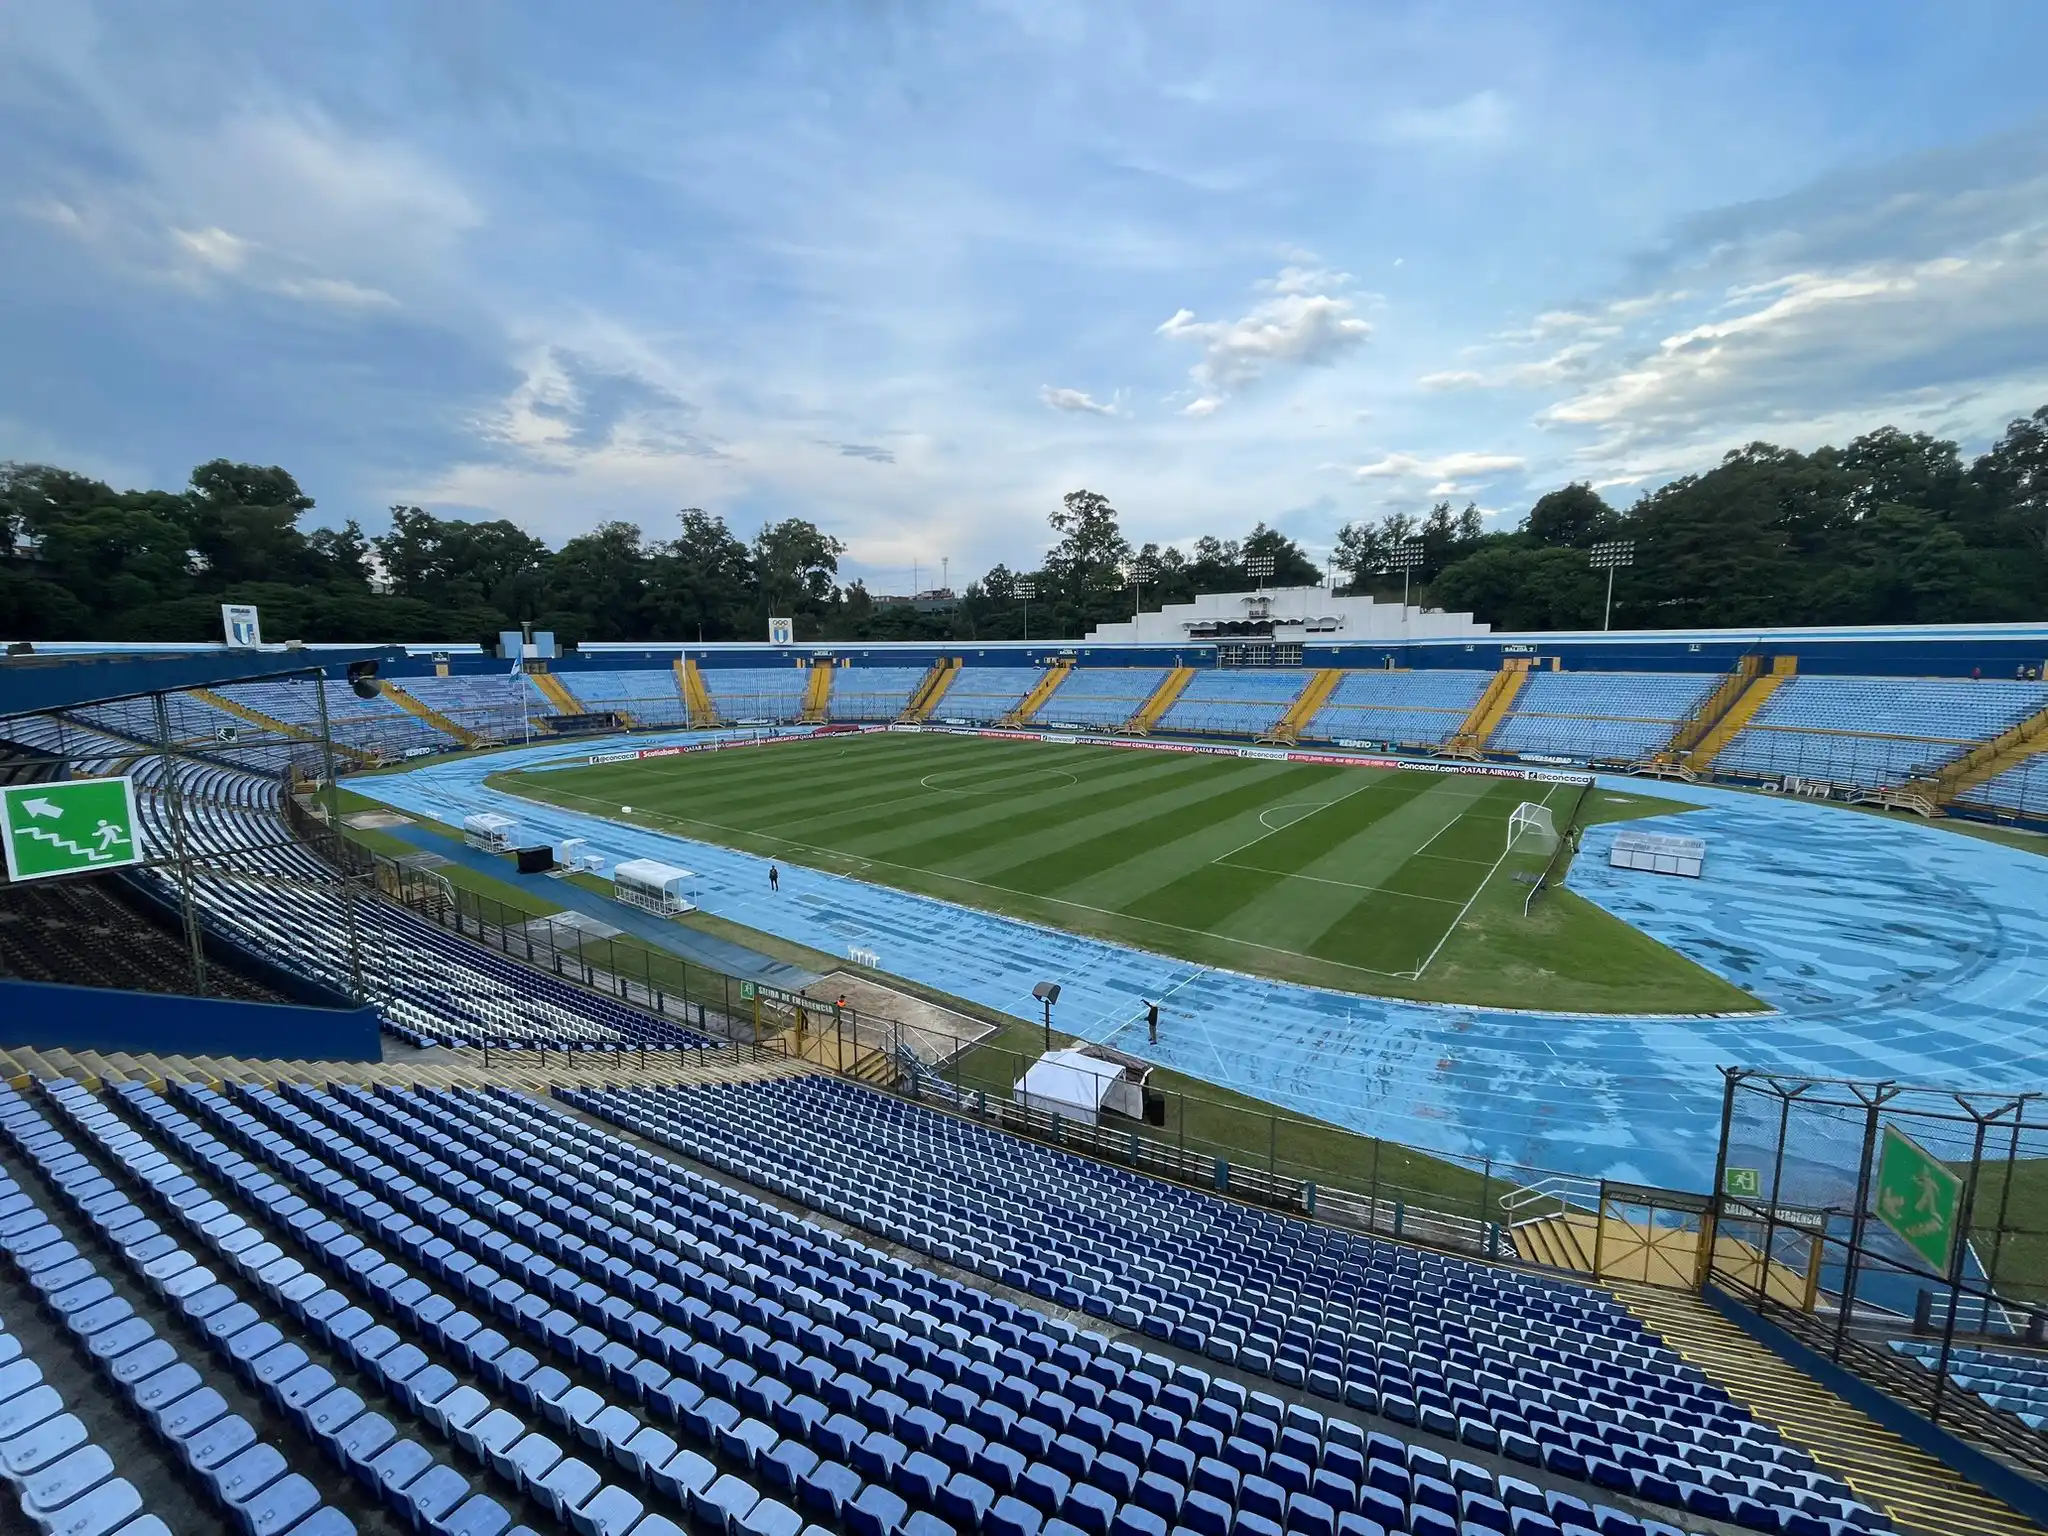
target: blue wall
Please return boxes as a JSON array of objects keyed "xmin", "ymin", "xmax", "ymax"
[{"xmin": 0, "ymin": 978, "xmax": 382, "ymax": 1063}]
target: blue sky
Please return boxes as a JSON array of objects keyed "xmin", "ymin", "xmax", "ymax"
[{"xmin": 4, "ymin": 2, "xmax": 2047, "ymax": 592}]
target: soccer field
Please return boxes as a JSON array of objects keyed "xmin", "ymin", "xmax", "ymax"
[{"xmin": 499, "ymin": 731, "xmax": 1755, "ymax": 1013}]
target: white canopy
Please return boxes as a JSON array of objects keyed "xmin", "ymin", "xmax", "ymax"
[
  {"xmin": 1014, "ymin": 1048, "xmax": 1125, "ymax": 1125},
  {"xmin": 612, "ymin": 857, "xmax": 698, "ymax": 914},
  {"xmin": 462, "ymin": 812, "xmax": 519, "ymax": 850}
]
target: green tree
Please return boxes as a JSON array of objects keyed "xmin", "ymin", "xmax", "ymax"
[{"xmin": 1525, "ymin": 483, "xmax": 1613, "ymax": 548}]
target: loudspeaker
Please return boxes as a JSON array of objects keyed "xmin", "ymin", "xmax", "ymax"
[
  {"xmin": 515, "ymin": 846, "xmax": 554, "ymax": 875},
  {"xmin": 346, "ymin": 659, "xmax": 380, "ymax": 700}
]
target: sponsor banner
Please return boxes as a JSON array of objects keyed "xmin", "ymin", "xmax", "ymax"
[
  {"xmin": 888, "ymin": 723, "xmax": 924, "ymax": 733},
  {"xmin": 586, "ymin": 749, "xmax": 642, "ymax": 765},
  {"xmin": 1517, "ymin": 752, "xmax": 1576, "ymax": 766}
]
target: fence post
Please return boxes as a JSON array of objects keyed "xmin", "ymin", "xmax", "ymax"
[
  {"xmin": 1370, "ymin": 1138, "xmax": 1382, "ymax": 1234},
  {"xmin": 1932, "ymin": 1111, "xmax": 1995, "ymax": 1426},
  {"xmin": 1832, "ymin": 1090, "xmax": 1889, "ymax": 1359},
  {"xmin": 1268, "ymin": 1115, "xmax": 1277, "ymax": 1203}
]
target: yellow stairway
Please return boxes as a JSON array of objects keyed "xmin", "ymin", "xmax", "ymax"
[
  {"xmin": 801, "ymin": 662, "xmax": 834, "ymax": 723},
  {"xmin": 189, "ymin": 687, "xmax": 376, "ymax": 765},
  {"xmin": 1449, "ymin": 662, "xmax": 1529, "ymax": 752},
  {"xmin": 1262, "ymin": 668, "xmax": 1344, "ymax": 745},
  {"xmin": 1614, "ymin": 1284, "xmax": 2037, "ymax": 1536},
  {"xmin": 897, "ymin": 658, "xmax": 960, "ymax": 723},
  {"xmin": 1003, "ymin": 659, "xmax": 1073, "ymax": 727},
  {"xmin": 1122, "ymin": 666, "xmax": 1197, "ymax": 735},
  {"xmin": 1688, "ymin": 656, "xmax": 1796, "ymax": 771},
  {"xmin": 1660, "ymin": 656, "xmax": 1761, "ymax": 760},
  {"xmin": 530, "ymin": 670, "xmax": 585, "ymax": 715},
  {"xmin": 1925, "ymin": 698, "xmax": 2048, "ymax": 804},
  {"xmin": 677, "ymin": 659, "xmax": 721, "ymax": 727},
  {"xmin": 378, "ymin": 682, "xmax": 484, "ymax": 748}
]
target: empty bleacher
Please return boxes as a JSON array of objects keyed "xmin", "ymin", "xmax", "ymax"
[
  {"xmin": 1037, "ymin": 670, "xmax": 1169, "ymax": 731},
  {"xmin": 220, "ymin": 679, "xmax": 453, "ymax": 756},
  {"xmin": 830, "ymin": 670, "xmax": 931, "ymax": 724},
  {"xmin": 0, "ymin": 877, "xmax": 283, "ymax": 1004},
  {"xmin": 397, "ymin": 677, "xmax": 529, "ymax": 742},
  {"xmin": 1304, "ymin": 673, "xmax": 1492, "ymax": 749},
  {"xmin": 1487, "ymin": 674, "xmax": 1716, "ymax": 763},
  {"xmin": 1715, "ymin": 678, "xmax": 2048, "ymax": 789},
  {"xmin": 703, "ymin": 669, "xmax": 808, "ymax": 723},
  {"xmin": 1960, "ymin": 755, "xmax": 2048, "ymax": 819},
  {"xmin": 558, "ymin": 672, "xmax": 691, "ymax": 728},
  {"xmin": 1889, "ymin": 1339, "xmax": 2048, "ymax": 1432},
  {"xmin": 1157, "ymin": 673, "xmax": 1311, "ymax": 740},
  {"xmin": 930, "ymin": 669, "xmax": 1040, "ymax": 726},
  {"xmin": 567, "ymin": 1073, "xmax": 1888, "ymax": 1536}
]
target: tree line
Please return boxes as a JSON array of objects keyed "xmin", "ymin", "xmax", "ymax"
[{"xmin": 2, "ymin": 404, "xmax": 2043, "ymax": 646}]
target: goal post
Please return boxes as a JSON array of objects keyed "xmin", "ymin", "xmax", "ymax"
[{"xmin": 1507, "ymin": 801, "xmax": 1558, "ymax": 856}]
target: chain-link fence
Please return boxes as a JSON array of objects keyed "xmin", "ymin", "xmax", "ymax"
[{"xmin": 1711, "ymin": 1069, "xmax": 2048, "ymax": 1475}]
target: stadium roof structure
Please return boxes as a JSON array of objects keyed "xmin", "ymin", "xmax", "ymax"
[{"xmin": 0, "ymin": 644, "xmax": 407, "ymax": 720}]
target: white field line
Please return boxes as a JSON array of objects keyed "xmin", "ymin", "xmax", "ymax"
[{"xmin": 1408, "ymin": 780, "xmax": 1561, "ymax": 981}]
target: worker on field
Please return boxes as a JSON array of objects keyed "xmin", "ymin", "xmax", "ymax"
[
  {"xmin": 769, "ymin": 865, "xmax": 780, "ymax": 893},
  {"xmin": 1146, "ymin": 998, "xmax": 1160, "ymax": 1044}
]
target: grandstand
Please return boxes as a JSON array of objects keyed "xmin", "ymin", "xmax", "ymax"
[
  {"xmin": 931, "ymin": 667, "xmax": 1039, "ymax": 725},
  {"xmin": 1036, "ymin": 669, "xmax": 1170, "ymax": 731},
  {"xmin": 1157, "ymin": 671, "xmax": 1310, "ymax": 739},
  {"xmin": 705, "ymin": 667, "xmax": 809, "ymax": 722},
  {"xmin": 560, "ymin": 670, "xmax": 691, "ymax": 728},
  {"xmin": 1306, "ymin": 671, "xmax": 1492, "ymax": 748},
  {"xmin": 1488, "ymin": 674, "xmax": 1717, "ymax": 762},
  {"xmin": 830, "ymin": 668, "xmax": 931, "ymax": 723},
  {"xmin": 1715, "ymin": 677, "xmax": 2048, "ymax": 788}
]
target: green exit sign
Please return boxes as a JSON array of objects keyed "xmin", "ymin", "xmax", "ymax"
[{"xmin": 1, "ymin": 777, "xmax": 145, "ymax": 883}]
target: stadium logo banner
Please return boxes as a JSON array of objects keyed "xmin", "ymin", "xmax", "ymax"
[{"xmin": 220, "ymin": 603, "xmax": 261, "ymax": 647}]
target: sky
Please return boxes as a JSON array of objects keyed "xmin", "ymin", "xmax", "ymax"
[{"xmin": 3, "ymin": 2, "xmax": 2047, "ymax": 593}]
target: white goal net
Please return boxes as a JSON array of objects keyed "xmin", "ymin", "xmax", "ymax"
[{"xmin": 1507, "ymin": 801, "xmax": 1559, "ymax": 855}]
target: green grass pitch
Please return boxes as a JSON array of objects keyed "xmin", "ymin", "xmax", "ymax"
[{"xmin": 497, "ymin": 731, "xmax": 1760, "ymax": 1015}]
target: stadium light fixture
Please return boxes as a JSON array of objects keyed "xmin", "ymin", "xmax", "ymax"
[
  {"xmin": 1588, "ymin": 540, "xmax": 1635, "ymax": 631},
  {"xmin": 1015, "ymin": 579, "xmax": 1037, "ymax": 642},
  {"xmin": 1033, "ymin": 980, "xmax": 1062, "ymax": 1054},
  {"xmin": 1124, "ymin": 556, "xmax": 1157, "ymax": 618},
  {"xmin": 1245, "ymin": 554, "xmax": 1276, "ymax": 592},
  {"xmin": 1382, "ymin": 539, "xmax": 1426, "ymax": 611}
]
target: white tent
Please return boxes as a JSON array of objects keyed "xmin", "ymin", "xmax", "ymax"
[
  {"xmin": 613, "ymin": 858, "xmax": 697, "ymax": 915},
  {"xmin": 1014, "ymin": 1048, "xmax": 1136, "ymax": 1125},
  {"xmin": 462, "ymin": 812, "xmax": 519, "ymax": 852}
]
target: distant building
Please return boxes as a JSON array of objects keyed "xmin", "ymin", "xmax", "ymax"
[
  {"xmin": 871, "ymin": 588, "xmax": 960, "ymax": 615},
  {"xmin": 1085, "ymin": 585, "xmax": 1488, "ymax": 644}
]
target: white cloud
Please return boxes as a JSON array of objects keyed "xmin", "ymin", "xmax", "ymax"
[
  {"xmin": 1544, "ymin": 237, "xmax": 2048, "ymax": 448},
  {"xmin": 1354, "ymin": 450, "xmax": 1524, "ymax": 483},
  {"xmin": 171, "ymin": 225, "xmax": 251, "ymax": 272},
  {"xmin": 20, "ymin": 197, "xmax": 86, "ymax": 234},
  {"xmin": 1378, "ymin": 90, "xmax": 1512, "ymax": 148},
  {"xmin": 273, "ymin": 275, "xmax": 398, "ymax": 308},
  {"xmin": 1039, "ymin": 385, "xmax": 1121, "ymax": 416},
  {"xmin": 1158, "ymin": 271, "xmax": 1371, "ymax": 415}
]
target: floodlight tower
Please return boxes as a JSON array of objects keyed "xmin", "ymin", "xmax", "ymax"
[
  {"xmin": 1015, "ymin": 579, "xmax": 1036, "ymax": 642},
  {"xmin": 1124, "ymin": 556, "xmax": 1157, "ymax": 624},
  {"xmin": 1384, "ymin": 540, "xmax": 1425, "ymax": 610},
  {"xmin": 1245, "ymin": 554, "xmax": 1276, "ymax": 592},
  {"xmin": 1589, "ymin": 540, "xmax": 1635, "ymax": 631}
]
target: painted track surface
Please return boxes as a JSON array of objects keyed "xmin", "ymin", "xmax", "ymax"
[{"xmin": 353, "ymin": 732, "xmax": 2048, "ymax": 1190}]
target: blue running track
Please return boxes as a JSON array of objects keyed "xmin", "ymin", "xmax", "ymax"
[{"xmin": 353, "ymin": 732, "xmax": 2048, "ymax": 1192}]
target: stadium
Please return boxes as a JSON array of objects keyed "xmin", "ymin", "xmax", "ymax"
[{"xmin": 1, "ymin": 617, "xmax": 2046, "ymax": 1536}]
